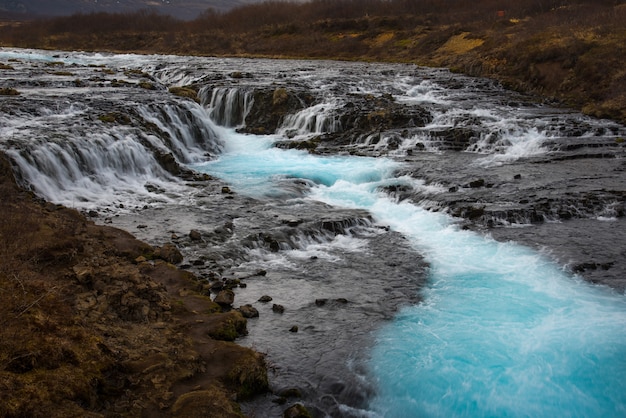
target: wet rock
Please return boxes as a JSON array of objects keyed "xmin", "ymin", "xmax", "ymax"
[
  {"xmin": 238, "ymin": 304, "xmax": 259, "ymax": 318},
  {"xmin": 154, "ymin": 243, "xmax": 183, "ymax": 264},
  {"xmin": 214, "ymin": 289, "xmax": 235, "ymax": 307},
  {"xmin": 209, "ymin": 281, "xmax": 224, "ymax": 292},
  {"xmin": 259, "ymin": 295, "xmax": 273, "ymax": 303},
  {"xmin": 189, "ymin": 229, "xmax": 202, "ymax": 241},
  {"xmin": 289, "ymin": 325, "xmax": 298, "ymax": 332},
  {"xmin": 155, "ymin": 152, "xmax": 182, "ymax": 175},
  {"xmin": 279, "ymin": 388, "xmax": 303, "ymax": 398},
  {"xmin": 239, "ymin": 87, "xmax": 313, "ymax": 135},
  {"xmin": 272, "ymin": 304, "xmax": 285, "ymax": 314},
  {"xmin": 315, "ymin": 298, "xmax": 327, "ymax": 306},
  {"xmin": 283, "ymin": 403, "xmax": 313, "ymax": 418},
  {"xmin": 468, "ymin": 179, "xmax": 485, "ymax": 188},
  {"xmin": 223, "ymin": 278, "xmax": 240, "ymax": 289}
]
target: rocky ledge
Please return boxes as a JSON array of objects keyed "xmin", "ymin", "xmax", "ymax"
[{"xmin": 0, "ymin": 153, "xmax": 269, "ymax": 418}]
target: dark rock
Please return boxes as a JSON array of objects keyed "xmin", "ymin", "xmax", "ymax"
[
  {"xmin": 239, "ymin": 87, "xmax": 316, "ymax": 135},
  {"xmin": 283, "ymin": 403, "xmax": 313, "ymax": 418},
  {"xmin": 221, "ymin": 186, "xmax": 232, "ymax": 194},
  {"xmin": 258, "ymin": 295, "xmax": 273, "ymax": 303},
  {"xmin": 154, "ymin": 243, "xmax": 183, "ymax": 264},
  {"xmin": 155, "ymin": 152, "xmax": 182, "ymax": 176},
  {"xmin": 272, "ymin": 304, "xmax": 285, "ymax": 314},
  {"xmin": 315, "ymin": 298, "xmax": 327, "ymax": 306},
  {"xmin": 214, "ymin": 289, "xmax": 235, "ymax": 307},
  {"xmin": 189, "ymin": 229, "xmax": 202, "ymax": 241},
  {"xmin": 224, "ymin": 278, "xmax": 241, "ymax": 289},
  {"xmin": 289, "ymin": 326, "xmax": 298, "ymax": 332},
  {"xmin": 210, "ymin": 281, "xmax": 224, "ymax": 292},
  {"xmin": 468, "ymin": 179, "xmax": 485, "ymax": 188},
  {"xmin": 279, "ymin": 388, "xmax": 303, "ymax": 398},
  {"xmin": 238, "ymin": 304, "xmax": 259, "ymax": 318}
]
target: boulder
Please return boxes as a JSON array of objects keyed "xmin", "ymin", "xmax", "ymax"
[
  {"xmin": 214, "ymin": 289, "xmax": 235, "ymax": 307},
  {"xmin": 238, "ymin": 304, "xmax": 259, "ymax": 318},
  {"xmin": 206, "ymin": 311, "xmax": 247, "ymax": 341},
  {"xmin": 154, "ymin": 243, "xmax": 183, "ymax": 264},
  {"xmin": 283, "ymin": 403, "xmax": 313, "ymax": 418}
]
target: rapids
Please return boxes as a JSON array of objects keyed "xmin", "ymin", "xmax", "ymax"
[{"xmin": 1, "ymin": 48, "xmax": 625, "ymax": 417}]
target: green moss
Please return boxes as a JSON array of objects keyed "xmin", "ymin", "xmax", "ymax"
[
  {"xmin": 139, "ymin": 81, "xmax": 157, "ymax": 90},
  {"xmin": 0, "ymin": 88, "xmax": 20, "ymax": 96},
  {"xmin": 98, "ymin": 112, "xmax": 131, "ymax": 124},
  {"xmin": 169, "ymin": 86, "xmax": 199, "ymax": 102},
  {"xmin": 227, "ymin": 352, "xmax": 269, "ymax": 399},
  {"xmin": 207, "ymin": 312, "xmax": 247, "ymax": 341}
]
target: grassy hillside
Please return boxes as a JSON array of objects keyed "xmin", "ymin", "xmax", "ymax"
[{"xmin": 0, "ymin": 0, "xmax": 624, "ymax": 123}]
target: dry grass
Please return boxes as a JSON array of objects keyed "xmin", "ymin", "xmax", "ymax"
[{"xmin": 0, "ymin": 155, "xmax": 267, "ymax": 417}]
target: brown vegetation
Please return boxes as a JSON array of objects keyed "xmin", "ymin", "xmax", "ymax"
[
  {"xmin": 0, "ymin": 0, "xmax": 623, "ymax": 123},
  {"xmin": 0, "ymin": 154, "xmax": 267, "ymax": 417}
]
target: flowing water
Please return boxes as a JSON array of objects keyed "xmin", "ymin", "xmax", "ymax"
[{"xmin": 1, "ymin": 48, "xmax": 625, "ymax": 417}]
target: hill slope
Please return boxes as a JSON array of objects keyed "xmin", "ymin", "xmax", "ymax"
[{"xmin": 0, "ymin": 0, "xmax": 623, "ymax": 123}]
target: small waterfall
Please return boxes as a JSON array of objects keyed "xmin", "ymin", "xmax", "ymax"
[
  {"xmin": 278, "ymin": 103, "xmax": 342, "ymax": 138},
  {"xmin": 137, "ymin": 101, "xmax": 223, "ymax": 163},
  {"xmin": 6, "ymin": 129, "xmax": 175, "ymax": 209},
  {"xmin": 1, "ymin": 94, "xmax": 223, "ymax": 210},
  {"xmin": 204, "ymin": 87, "xmax": 254, "ymax": 127}
]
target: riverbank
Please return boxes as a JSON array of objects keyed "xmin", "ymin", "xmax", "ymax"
[
  {"xmin": 0, "ymin": 1, "xmax": 624, "ymax": 124},
  {"xmin": 0, "ymin": 154, "xmax": 268, "ymax": 417}
]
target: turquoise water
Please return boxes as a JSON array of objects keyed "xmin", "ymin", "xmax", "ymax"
[{"xmin": 194, "ymin": 131, "xmax": 626, "ymax": 418}]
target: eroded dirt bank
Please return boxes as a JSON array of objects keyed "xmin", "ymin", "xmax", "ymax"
[{"xmin": 0, "ymin": 153, "xmax": 268, "ymax": 418}]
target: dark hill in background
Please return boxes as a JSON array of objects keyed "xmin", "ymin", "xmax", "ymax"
[
  {"xmin": 0, "ymin": 0, "xmax": 282, "ymax": 20},
  {"xmin": 0, "ymin": 0, "xmax": 624, "ymax": 123}
]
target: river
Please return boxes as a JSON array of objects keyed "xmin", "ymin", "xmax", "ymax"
[{"xmin": 1, "ymin": 48, "xmax": 625, "ymax": 417}]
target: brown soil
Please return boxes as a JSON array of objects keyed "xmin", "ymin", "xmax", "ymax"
[{"xmin": 0, "ymin": 153, "xmax": 268, "ymax": 418}]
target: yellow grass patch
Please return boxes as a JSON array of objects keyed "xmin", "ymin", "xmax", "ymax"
[
  {"xmin": 438, "ymin": 32, "xmax": 484, "ymax": 55},
  {"xmin": 373, "ymin": 32, "xmax": 395, "ymax": 47}
]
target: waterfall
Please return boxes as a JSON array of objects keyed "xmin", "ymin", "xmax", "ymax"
[
  {"xmin": 278, "ymin": 102, "xmax": 342, "ymax": 138},
  {"xmin": 1, "ymin": 90, "xmax": 223, "ymax": 210},
  {"xmin": 204, "ymin": 87, "xmax": 254, "ymax": 128}
]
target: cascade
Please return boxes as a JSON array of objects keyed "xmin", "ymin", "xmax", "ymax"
[
  {"xmin": 136, "ymin": 102, "xmax": 223, "ymax": 163},
  {"xmin": 204, "ymin": 87, "xmax": 254, "ymax": 127},
  {"xmin": 278, "ymin": 102, "xmax": 342, "ymax": 138}
]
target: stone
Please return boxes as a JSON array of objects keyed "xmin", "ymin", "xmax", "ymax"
[
  {"xmin": 283, "ymin": 403, "xmax": 313, "ymax": 418},
  {"xmin": 238, "ymin": 304, "xmax": 259, "ymax": 318},
  {"xmin": 289, "ymin": 326, "xmax": 298, "ymax": 333},
  {"xmin": 189, "ymin": 229, "xmax": 202, "ymax": 241},
  {"xmin": 258, "ymin": 295, "xmax": 273, "ymax": 303},
  {"xmin": 155, "ymin": 243, "xmax": 183, "ymax": 264},
  {"xmin": 272, "ymin": 304, "xmax": 285, "ymax": 314},
  {"xmin": 214, "ymin": 289, "xmax": 235, "ymax": 307}
]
